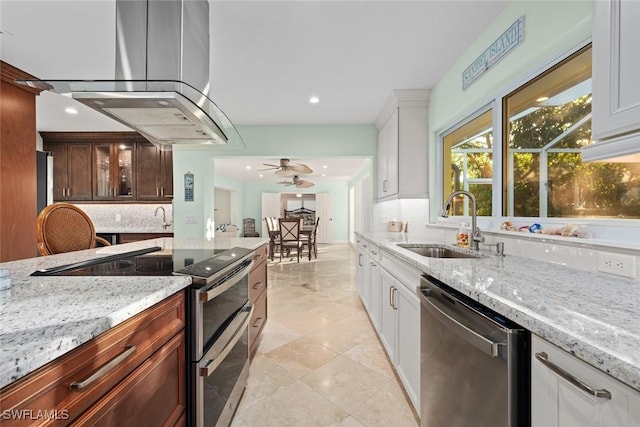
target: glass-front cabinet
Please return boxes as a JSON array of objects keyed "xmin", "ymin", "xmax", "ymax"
[{"xmin": 94, "ymin": 143, "xmax": 135, "ymax": 200}]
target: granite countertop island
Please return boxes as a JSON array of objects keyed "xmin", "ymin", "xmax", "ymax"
[
  {"xmin": 0, "ymin": 236, "xmax": 268, "ymax": 389},
  {"xmin": 357, "ymin": 230, "xmax": 640, "ymax": 393}
]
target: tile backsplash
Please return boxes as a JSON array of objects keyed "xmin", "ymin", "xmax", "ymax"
[
  {"xmin": 372, "ymin": 198, "xmax": 639, "ymax": 281},
  {"xmin": 75, "ymin": 204, "xmax": 173, "ymax": 234}
]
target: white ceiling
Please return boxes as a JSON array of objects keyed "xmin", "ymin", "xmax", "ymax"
[{"xmin": 0, "ymin": 0, "xmax": 508, "ymax": 182}]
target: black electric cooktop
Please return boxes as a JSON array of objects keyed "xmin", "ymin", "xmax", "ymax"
[{"xmin": 30, "ymin": 246, "xmax": 252, "ymax": 279}]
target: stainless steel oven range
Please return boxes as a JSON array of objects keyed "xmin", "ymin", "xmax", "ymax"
[
  {"xmin": 174, "ymin": 247, "xmax": 254, "ymax": 427},
  {"xmin": 32, "ymin": 245, "xmax": 256, "ymax": 427}
]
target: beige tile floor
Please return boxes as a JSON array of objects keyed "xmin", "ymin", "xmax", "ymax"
[{"xmin": 232, "ymin": 244, "xmax": 419, "ymax": 427}]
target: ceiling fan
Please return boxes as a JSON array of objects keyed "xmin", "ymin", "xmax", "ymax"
[
  {"xmin": 259, "ymin": 158, "xmax": 313, "ymax": 176},
  {"xmin": 277, "ymin": 175, "xmax": 315, "ymax": 188}
]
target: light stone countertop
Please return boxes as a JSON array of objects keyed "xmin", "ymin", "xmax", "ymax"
[
  {"xmin": 0, "ymin": 236, "xmax": 268, "ymax": 389},
  {"xmin": 357, "ymin": 230, "xmax": 640, "ymax": 393}
]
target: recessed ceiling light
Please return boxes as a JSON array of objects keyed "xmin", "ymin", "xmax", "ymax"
[
  {"xmin": 309, "ymin": 96, "xmax": 319, "ymax": 104},
  {"xmin": 64, "ymin": 107, "xmax": 78, "ymax": 115},
  {"xmin": 296, "ymin": 193, "xmax": 303, "ymax": 198},
  {"xmin": 536, "ymin": 96, "xmax": 549, "ymax": 103},
  {"xmin": 259, "ymin": 174, "xmax": 264, "ymax": 178},
  {"xmin": 322, "ymin": 174, "xmax": 326, "ymax": 177},
  {"xmin": 245, "ymin": 165, "xmax": 251, "ymax": 170},
  {"xmin": 322, "ymin": 165, "xmax": 328, "ymax": 169}
]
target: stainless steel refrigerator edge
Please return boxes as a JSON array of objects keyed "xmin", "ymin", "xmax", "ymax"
[
  {"xmin": 419, "ymin": 275, "xmax": 530, "ymax": 427},
  {"xmin": 36, "ymin": 151, "xmax": 53, "ymax": 215}
]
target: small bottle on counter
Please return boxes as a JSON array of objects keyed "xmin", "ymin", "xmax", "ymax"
[{"xmin": 456, "ymin": 223, "xmax": 470, "ymax": 248}]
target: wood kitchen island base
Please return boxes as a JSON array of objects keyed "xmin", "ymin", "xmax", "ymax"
[{"xmin": 0, "ymin": 292, "xmax": 186, "ymax": 427}]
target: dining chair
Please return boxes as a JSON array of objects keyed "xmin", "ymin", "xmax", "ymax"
[
  {"xmin": 309, "ymin": 217, "xmax": 320, "ymax": 259},
  {"xmin": 264, "ymin": 217, "xmax": 280, "ymax": 260},
  {"xmin": 278, "ymin": 218, "xmax": 304, "ymax": 263},
  {"xmin": 36, "ymin": 203, "xmax": 111, "ymax": 256}
]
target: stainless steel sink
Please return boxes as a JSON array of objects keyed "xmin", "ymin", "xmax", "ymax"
[{"xmin": 397, "ymin": 244, "xmax": 483, "ymax": 259}]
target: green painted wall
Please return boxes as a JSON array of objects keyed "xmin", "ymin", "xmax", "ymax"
[
  {"xmin": 172, "ymin": 149, "xmax": 216, "ymax": 239},
  {"xmin": 214, "ymin": 174, "xmax": 246, "ymax": 230},
  {"xmin": 427, "ymin": 0, "xmax": 592, "ymax": 217},
  {"xmin": 174, "ymin": 124, "xmax": 375, "ymax": 240},
  {"xmin": 216, "ymin": 125, "xmax": 377, "ymax": 158},
  {"xmin": 242, "ymin": 181, "xmax": 350, "ymax": 242}
]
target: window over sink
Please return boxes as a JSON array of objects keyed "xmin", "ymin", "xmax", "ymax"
[{"xmin": 442, "ymin": 44, "xmax": 640, "ymax": 220}]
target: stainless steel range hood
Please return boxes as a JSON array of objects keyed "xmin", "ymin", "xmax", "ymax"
[{"xmin": 17, "ymin": 0, "xmax": 243, "ymax": 149}]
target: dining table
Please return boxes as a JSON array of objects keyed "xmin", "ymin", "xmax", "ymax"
[{"xmin": 266, "ymin": 221, "xmax": 314, "ymax": 260}]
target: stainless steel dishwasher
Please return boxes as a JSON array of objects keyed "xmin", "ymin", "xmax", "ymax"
[{"xmin": 419, "ymin": 275, "xmax": 530, "ymax": 427}]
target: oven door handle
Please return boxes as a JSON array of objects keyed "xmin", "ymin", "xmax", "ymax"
[
  {"xmin": 200, "ymin": 259, "xmax": 254, "ymax": 303},
  {"xmin": 199, "ymin": 304, "xmax": 253, "ymax": 377}
]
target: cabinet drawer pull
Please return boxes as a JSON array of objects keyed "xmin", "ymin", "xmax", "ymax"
[
  {"xmin": 156, "ymin": 188, "xmax": 160, "ymax": 197},
  {"xmin": 161, "ymin": 187, "xmax": 164, "ymax": 197},
  {"xmin": 389, "ymin": 286, "xmax": 395, "ymax": 308},
  {"xmin": 535, "ymin": 352, "xmax": 612, "ymax": 400},
  {"xmin": 67, "ymin": 187, "xmax": 71, "ymax": 197},
  {"xmin": 253, "ymin": 317, "xmax": 264, "ymax": 328},
  {"xmin": 69, "ymin": 345, "xmax": 137, "ymax": 391},
  {"xmin": 371, "ymin": 250, "xmax": 377, "ymax": 255},
  {"xmin": 252, "ymin": 281, "xmax": 264, "ymax": 290},
  {"xmin": 252, "ymin": 254, "xmax": 264, "ymax": 263}
]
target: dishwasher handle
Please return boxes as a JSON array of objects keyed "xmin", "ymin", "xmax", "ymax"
[{"xmin": 421, "ymin": 292, "xmax": 502, "ymax": 357}]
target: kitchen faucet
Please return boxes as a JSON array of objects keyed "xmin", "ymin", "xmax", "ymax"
[
  {"xmin": 441, "ymin": 190, "xmax": 484, "ymax": 250},
  {"xmin": 154, "ymin": 206, "xmax": 171, "ymax": 230}
]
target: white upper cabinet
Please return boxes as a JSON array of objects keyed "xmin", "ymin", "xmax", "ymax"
[
  {"xmin": 377, "ymin": 108, "xmax": 400, "ymax": 198},
  {"xmin": 375, "ymin": 90, "xmax": 430, "ymax": 200},
  {"xmin": 588, "ymin": 0, "xmax": 640, "ymax": 162}
]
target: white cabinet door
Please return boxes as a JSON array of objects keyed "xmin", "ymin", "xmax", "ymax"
[
  {"xmin": 355, "ymin": 242, "xmax": 365, "ymax": 299},
  {"xmin": 593, "ymin": 0, "xmax": 640, "ymax": 141},
  {"xmin": 395, "ymin": 282, "xmax": 421, "ymax": 412},
  {"xmin": 379, "ymin": 268, "xmax": 397, "ymax": 361},
  {"xmin": 375, "ymin": 90, "xmax": 428, "ymax": 201},
  {"xmin": 531, "ymin": 335, "xmax": 640, "ymax": 427},
  {"xmin": 385, "ymin": 108, "xmax": 399, "ymax": 197},
  {"xmin": 369, "ymin": 259, "xmax": 381, "ymax": 330},
  {"xmin": 377, "ymin": 108, "xmax": 399, "ymax": 199},
  {"xmin": 362, "ymin": 253, "xmax": 371, "ymax": 312}
]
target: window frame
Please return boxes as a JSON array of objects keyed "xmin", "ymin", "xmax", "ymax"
[{"xmin": 434, "ymin": 39, "xmax": 640, "ymax": 241}]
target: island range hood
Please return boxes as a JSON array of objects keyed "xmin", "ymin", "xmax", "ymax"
[{"xmin": 17, "ymin": 0, "xmax": 243, "ymax": 149}]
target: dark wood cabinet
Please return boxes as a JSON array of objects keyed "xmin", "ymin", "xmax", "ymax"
[
  {"xmin": 0, "ymin": 62, "xmax": 43, "ymax": 261},
  {"xmin": 45, "ymin": 142, "xmax": 93, "ymax": 201},
  {"xmin": 93, "ymin": 142, "xmax": 135, "ymax": 201},
  {"xmin": 0, "ymin": 292, "xmax": 186, "ymax": 426},
  {"xmin": 71, "ymin": 332, "xmax": 185, "ymax": 427},
  {"xmin": 136, "ymin": 142, "xmax": 173, "ymax": 201},
  {"xmin": 41, "ymin": 132, "xmax": 172, "ymax": 203},
  {"xmin": 249, "ymin": 244, "xmax": 268, "ymax": 358}
]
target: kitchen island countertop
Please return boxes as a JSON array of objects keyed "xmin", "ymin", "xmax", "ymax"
[
  {"xmin": 0, "ymin": 236, "xmax": 268, "ymax": 389},
  {"xmin": 357, "ymin": 230, "xmax": 640, "ymax": 393}
]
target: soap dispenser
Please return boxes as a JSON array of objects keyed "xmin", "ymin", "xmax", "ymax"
[{"xmin": 456, "ymin": 223, "xmax": 470, "ymax": 248}]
